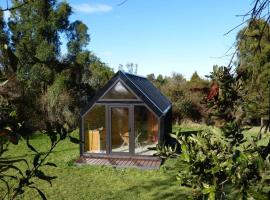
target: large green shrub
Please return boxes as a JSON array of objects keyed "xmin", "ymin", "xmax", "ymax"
[
  {"xmin": 172, "ymin": 129, "xmax": 270, "ymax": 199},
  {"xmin": 170, "ymin": 66, "xmax": 270, "ymax": 199}
]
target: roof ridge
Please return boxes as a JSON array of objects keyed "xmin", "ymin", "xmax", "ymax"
[{"xmin": 122, "ymin": 72, "xmax": 163, "ymax": 113}]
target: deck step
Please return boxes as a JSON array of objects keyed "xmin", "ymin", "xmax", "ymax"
[{"xmin": 75, "ymin": 156, "xmax": 162, "ymax": 170}]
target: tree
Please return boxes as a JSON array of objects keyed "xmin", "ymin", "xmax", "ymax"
[
  {"xmin": 236, "ymin": 19, "xmax": 270, "ymax": 124},
  {"xmin": 118, "ymin": 62, "xmax": 138, "ymax": 74},
  {"xmin": 172, "ymin": 66, "xmax": 270, "ymax": 199},
  {"xmin": 158, "ymin": 72, "xmax": 209, "ymax": 123},
  {"xmin": 0, "ymin": 0, "xmax": 114, "ymax": 130},
  {"xmin": 146, "ymin": 73, "xmax": 155, "ymax": 82},
  {"xmin": 0, "ymin": 1, "xmax": 112, "ymax": 199}
]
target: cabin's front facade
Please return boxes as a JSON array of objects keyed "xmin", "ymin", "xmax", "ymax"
[{"xmin": 79, "ymin": 71, "xmax": 172, "ymax": 158}]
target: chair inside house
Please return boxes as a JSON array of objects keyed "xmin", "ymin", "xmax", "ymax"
[
  {"xmin": 119, "ymin": 130, "xmax": 142, "ymax": 148},
  {"xmin": 120, "ymin": 131, "xmax": 129, "ymax": 147}
]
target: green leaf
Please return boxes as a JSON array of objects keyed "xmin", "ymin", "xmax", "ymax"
[
  {"xmin": 0, "ymin": 178, "xmax": 10, "ymax": 196},
  {"xmin": 209, "ymin": 191, "xmax": 216, "ymax": 200},
  {"xmin": 29, "ymin": 186, "xmax": 47, "ymax": 200},
  {"xmin": 49, "ymin": 132, "xmax": 57, "ymax": 146},
  {"xmin": 26, "ymin": 137, "xmax": 38, "ymax": 153},
  {"xmin": 169, "ymin": 133, "xmax": 178, "ymax": 139},
  {"xmin": 25, "ymin": 170, "xmax": 31, "ymax": 176},
  {"xmin": 4, "ymin": 165, "xmax": 24, "ymax": 177},
  {"xmin": 34, "ymin": 170, "xmax": 57, "ymax": 186},
  {"xmin": 60, "ymin": 129, "xmax": 67, "ymax": 140},
  {"xmin": 69, "ymin": 136, "xmax": 81, "ymax": 144},
  {"xmin": 33, "ymin": 154, "xmax": 41, "ymax": 168},
  {"xmin": 181, "ymin": 143, "xmax": 187, "ymax": 152}
]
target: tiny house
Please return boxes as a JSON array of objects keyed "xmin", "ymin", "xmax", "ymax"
[{"xmin": 79, "ymin": 71, "xmax": 172, "ymax": 158}]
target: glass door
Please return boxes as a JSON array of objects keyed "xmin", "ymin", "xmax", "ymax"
[{"xmin": 110, "ymin": 106, "xmax": 131, "ymax": 153}]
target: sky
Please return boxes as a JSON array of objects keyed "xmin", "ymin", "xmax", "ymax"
[{"xmin": 2, "ymin": 0, "xmax": 251, "ymax": 79}]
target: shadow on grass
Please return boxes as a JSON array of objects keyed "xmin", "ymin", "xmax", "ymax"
[
  {"xmin": 114, "ymin": 160, "xmax": 193, "ymax": 200},
  {"xmin": 5, "ymin": 147, "xmax": 78, "ymax": 159},
  {"xmin": 122, "ymin": 178, "xmax": 192, "ymax": 200}
]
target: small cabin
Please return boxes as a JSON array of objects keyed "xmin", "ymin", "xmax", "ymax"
[{"xmin": 79, "ymin": 71, "xmax": 172, "ymax": 158}]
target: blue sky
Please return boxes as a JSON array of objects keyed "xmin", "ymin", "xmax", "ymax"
[{"xmin": 2, "ymin": 0, "xmax": 251, "ymax": 79}]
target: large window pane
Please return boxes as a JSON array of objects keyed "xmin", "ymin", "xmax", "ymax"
[
  {"xmin": 134, "ymin": 105, "xmax": 158, "ymax": 155},
  {"xmin": 102, "ymin": 81, "xmax": 137, "ymax": 99},
  {"xmin": 84, "ymin": 105, "xmax": 106, "ymax": 153},
  {"xmin": 111, "ymin": 107, "xmax": 129, "ymax": 153}
]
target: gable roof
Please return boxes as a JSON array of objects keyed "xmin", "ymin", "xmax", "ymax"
[{"xmin": 81, "ymin": 70, "xmax": 171, "ymax": 117}]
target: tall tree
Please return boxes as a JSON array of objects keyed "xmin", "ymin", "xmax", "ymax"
[
  {"xmin": 236, "ymin": 19, "xmax": 270, "ymax": 123},
  {"xmin": 0, "ymin": 0, "xmax": 114, "ymax": 130}
]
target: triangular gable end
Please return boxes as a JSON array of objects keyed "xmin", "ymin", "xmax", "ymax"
[
  {"xmin": 101, "ymin": 80, "xmax": 139, "ymax": 100},
  {"xmin": 81, "ymin": 71, "xmax": 168, "ymax": 118}
]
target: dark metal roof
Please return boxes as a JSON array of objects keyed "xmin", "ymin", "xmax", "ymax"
[
  {"xmin": 81, "ymin": 70, "xmax": 171, "ymax": 117},
  {"xmin": 123, "ymin": 72, "xmax": 171, "ymax": 114}
]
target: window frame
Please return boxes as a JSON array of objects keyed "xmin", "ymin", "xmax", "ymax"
[{"xmin": 99, "ymin": 79, "xmax": 142, "ymax": 102}]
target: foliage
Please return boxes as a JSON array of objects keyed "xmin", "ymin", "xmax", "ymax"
[
  {"xmin": 118, "ymin": 62, "xmax": 138, "ymax": 74},
  {"xmin": 0, "ymin": 90, "xmax": 81, "ymax": 200},
  {"xmin": 170, "ymin": 65, "xmax": 270, "ymax": 199},
  {"xmin": 0, "ymin": 0, "xmax": 113, "ymax": 131},
  {"xmin": 172, "ymin": 129, "xmax": 270, "ymax": 199},
  {"xmin": 82, "ymin": 56, "xmax": 114, "ymax": 91},
  {"xmin": 0, "ymin": 99, "xmax": 80, "ymax": 200},
  {"xmin": 147, "ymin": 72, "xmax": 210, "ymax": 123},
  {"xmin": 41, "ymin": 72, "xmax": 77, "ymax": 129},
  {"xmin": 236, "ymin": 19, "xmax": 270, "ymax": 123},
  {"xmin": 0, "ymin": 1, "xmax": 112, "ymax": 199},
  {"xmin": 153, "ymin": 144, "xmax": 177, "ymax": 159}
]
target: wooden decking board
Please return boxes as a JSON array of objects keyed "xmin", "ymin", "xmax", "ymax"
[
  {"xmin": 75, "ymin": 156, "xmax": 161, "ymax": 169},
  {"xmin": 142, "ymin": 159, "xmax": 149, "ymax": 165},
  {"xmin": 85, "ymin": 158, "xmax": 93, "ymax": 164},
  {"xmin": 147, "ymin": 160, "xmax": 153, "ymax": 167},
  {"xmin": 122, "ymin": 159, "xmax": 129, "ymax": 167},
  {"xmin": 98, "ymin": 159, "xmax": 106, "ymax": 165},
  {"xmin": 91, "ymin": 159, "xmax": 100, "ymax": 165},
  {"xmin": 151, "ymin": 160, "xmax": 157, "ymax": 168},
  {"xmin": 108, "ymin": 158, "xmax": 117, "ymax": 166},
  {"xmin": 153, "ymin": 161, "xmax": 159, "ymax": 167},
  {"xmin": 118, "ymin": 159, "xmax": 125, "ymax": 165},
  {"xmin": 125, "ymin": 159, "xmax": 133, "ymax": 166}
]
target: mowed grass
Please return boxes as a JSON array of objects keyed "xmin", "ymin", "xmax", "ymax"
[
  {"xmin": 2, "ymin": 130, "xmax": 193, "ymax": 200},
  {"xmin": 2, "ymin": 126, "xmax": 269, "ymax": 200}
]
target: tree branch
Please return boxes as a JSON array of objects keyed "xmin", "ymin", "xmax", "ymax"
[
  {"xmin": 117, "ymin": 0, "xmax": 128, "ymax": 6},
  {"xmin": 0, "ymin": 0, "xmax": 29, "ymax": 12}
]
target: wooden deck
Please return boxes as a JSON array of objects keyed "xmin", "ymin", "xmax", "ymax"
[{"xmin": 75, "ymin": 156, "xmax": 162, "ymax": 170}]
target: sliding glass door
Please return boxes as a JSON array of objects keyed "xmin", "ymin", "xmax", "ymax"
[
  {"xmin": 108, "ymin": 104, "xmax": 158, "ymax": 155},
  {"xmin": 110, "ymin": 106, "xmax": 130, "ymax": 153}
]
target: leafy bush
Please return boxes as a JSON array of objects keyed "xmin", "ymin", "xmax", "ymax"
[
  {"xmin": 153, "ymin": 144, "xmax": 178, "ymax": 159},
  {"xmin": 169, "ymin": 65, "xmax": 270, "ymax": 199},
  {"xmin": 171, "ymin": 129, "xmax": 270, "ymax": 199}
]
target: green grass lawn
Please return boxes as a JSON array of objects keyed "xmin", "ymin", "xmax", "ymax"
[
  {"xmin": 2, "ymin": 126, "xmax": 269, "ymax": 200},
  {"xmin": 2, "ymin": 130, "xmax": 194, "ymax": 200}
]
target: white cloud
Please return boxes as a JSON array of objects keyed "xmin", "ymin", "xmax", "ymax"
[{"xmin": 72, "ymin": 3, "xmax": 112, "ymax": 14}]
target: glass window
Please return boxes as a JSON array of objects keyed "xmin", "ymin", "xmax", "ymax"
[
  {"xmin": 134, "ymin": 105, "xmax": 158, "ymax": 155},
  {"xmin": 102, "ymin": 81, "xmax": 137, "ymax": 99},
  {"xmin": 84, "ymin": 105, "xmax": 106, "ymax": 153},
  {"xmin": 111, "ymin": 107, "xmax": 129, "ymax": 153}
]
